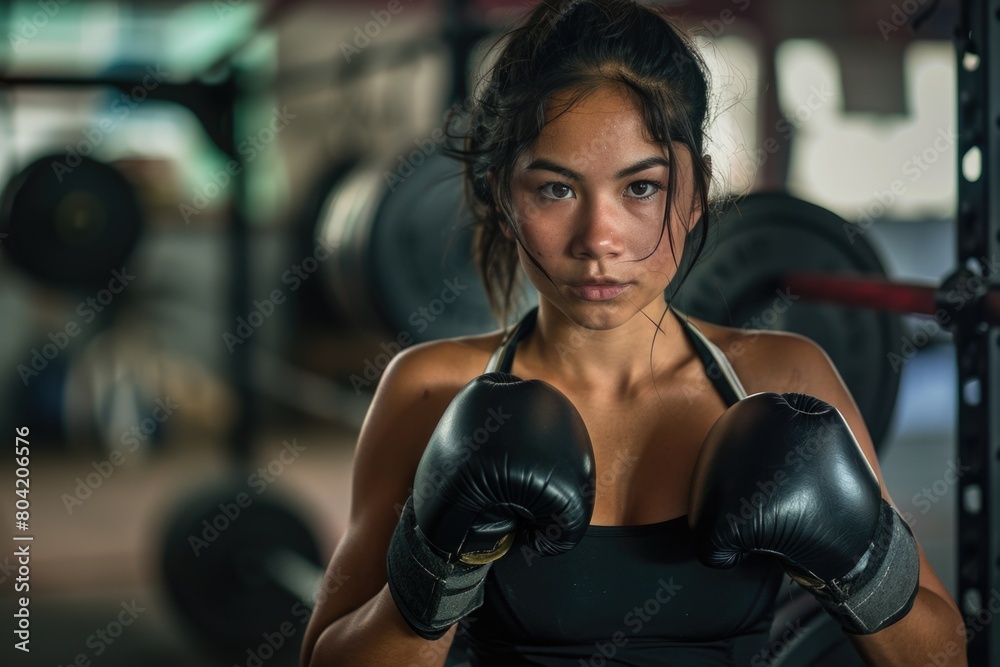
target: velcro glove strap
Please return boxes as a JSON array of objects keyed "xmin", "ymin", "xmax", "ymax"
[
  {"xmin": 385, "ymin": 497, "xmax": 491, "ymax": 640},
  {"xmin": 804, "ymin": 500, "xmax": 920, "ymax": 635}
]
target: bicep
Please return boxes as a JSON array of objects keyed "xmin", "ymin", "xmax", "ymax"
[{"xmin": 301, "ymin": 345, "xmax": 465, "ymax": 657}]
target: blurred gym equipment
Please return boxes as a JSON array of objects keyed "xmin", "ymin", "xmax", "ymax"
[
  {"xmin": 160, "ymin": 476, "xmax": 324, "ymax": 660},
  {"xmin": 0, "ymin": 154, "xmax": 144, "ymax": 291},
  {"xmin": 316, "ymin": 150, "xmax": 498, "ymax": 340}
]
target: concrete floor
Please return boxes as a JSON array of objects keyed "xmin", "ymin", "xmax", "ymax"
[{"xmin": 0, "ymin": 343, "xmax": 963, "ymax": 667}]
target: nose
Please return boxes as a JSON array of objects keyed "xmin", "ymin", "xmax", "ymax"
[{"xmin": 570, "ymin": 195, "xmax": 625, "ymax": 260}]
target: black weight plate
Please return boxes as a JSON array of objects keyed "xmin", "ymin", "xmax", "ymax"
[
  {"xmin": 370, "ymin": 150, "xmax": 498, "ymax": 341},
  {"xmin": 0, "ymin": 154, "xmax": 143, "ymax": 291},
  {"xmin": 667, "ymin": 192, "xmax": 902, "ymax": 451},
  {"xmin": 160, "ymin": 476, "xmax": 324, "ymax": 658}
]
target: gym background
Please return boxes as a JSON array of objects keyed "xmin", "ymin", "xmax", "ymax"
[{"xmin": 0, "ymin": 0, "xmax": 979, "ymax": 666}]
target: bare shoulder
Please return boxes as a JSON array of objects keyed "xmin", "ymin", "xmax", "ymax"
[
  {"xmin": 350, "ymin": 328, "xmax": 508, "ymax": 508},
  {"xmin": 687, "ymin": 317, "xmax": 840, "ymax": 398},
  {"xmin": 377, "ymin": 329, "xmax": 507, "ymax": 393}
]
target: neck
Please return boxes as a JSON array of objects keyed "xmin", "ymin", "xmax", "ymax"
[{"xmin": 520, "ymin": 300, "xmax": 692, "ymax": 393}]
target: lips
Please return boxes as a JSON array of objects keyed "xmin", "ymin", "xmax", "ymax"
[{"xmin": 570, "ymin": 281, "xmax": 631, "ymax": 301}]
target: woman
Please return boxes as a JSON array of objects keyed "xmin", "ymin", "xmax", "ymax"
[{"xmin": 300, "ymin": 1, "xmax": 966, "ymax": 665}]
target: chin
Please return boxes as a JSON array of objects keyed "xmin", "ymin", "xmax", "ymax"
[{"xmin": 547, "ymin": 294, "xmax": 664, "ymax": 330}]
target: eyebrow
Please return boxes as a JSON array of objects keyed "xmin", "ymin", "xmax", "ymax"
[{"xmin": 524, "ymin": 156, "xmax": 670, "ymax": 181}]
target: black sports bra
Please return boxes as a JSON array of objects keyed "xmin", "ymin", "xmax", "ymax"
[{"xmin": 463, "ymin": 307, "xmax": 786, "ymax": 666}]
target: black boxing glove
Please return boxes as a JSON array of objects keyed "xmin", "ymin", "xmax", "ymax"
[
  {"xmin": 386, "ymin": 372, "xmax": 595, "ymax": 640},
  {"xmin": 689, "ymin": 392, "xmax": 920, "ymax": 634}
]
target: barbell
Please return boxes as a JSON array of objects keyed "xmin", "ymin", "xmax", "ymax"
[{"xmin": 159, "ymin": 476, "xmax": 325, "ymax": 661}]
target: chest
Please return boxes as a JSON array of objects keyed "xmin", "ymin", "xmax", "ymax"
[{"xmin": 569, "ymin": 384, "xmax": 729, "ymax": 526}]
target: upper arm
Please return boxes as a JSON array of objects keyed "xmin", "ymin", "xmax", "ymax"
[
  {"xmin": 754, "ymin": 332, "xmax": 961, "ymax": 620},
  {"xmin": 300, "ymin": 342, "xmax": 473, "ymax": 662}
]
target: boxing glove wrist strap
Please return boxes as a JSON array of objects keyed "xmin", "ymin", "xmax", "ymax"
[
  {"xmin": 796, "ymin": 500, "xmax": 920, "ymax": 635},
  {"xmin": 385, "ymin": 497, "xmax": 492, "ymax": 640}
]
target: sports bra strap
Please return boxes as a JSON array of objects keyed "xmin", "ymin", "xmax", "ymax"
[
  {"xmin": 482, "ymin": 306, "xmax": 747, "ymax": 407},
  {"xmin": 673, "ymin": 310, "xmax": 748, "ymax": 405},
  {"xmin": 484, "ymin": 307, "xmax": 537, "ymax": 374}
]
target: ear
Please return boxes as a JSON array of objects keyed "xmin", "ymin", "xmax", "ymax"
[
  {"xmin": 676, "ymin": 154, "xmax": 711, "ymax": 236},
  {"xmin": 488, "ymin": 170, "xmax": 517, "ymax": 242},
  {"xmin": 499, "ymin": 218, "xmax": 516, "ymax": 242},
  {"xmin": 691, "ymin": 153, "xmax": 713, "ymax": 224}
]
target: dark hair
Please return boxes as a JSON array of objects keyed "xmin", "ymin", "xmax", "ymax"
[{"xmin": 447, "ymin": 0, "xmax": 716, "ymax": 325}]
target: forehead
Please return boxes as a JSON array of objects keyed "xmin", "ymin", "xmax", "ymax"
[{"xmin": 518, "ymin": 85, "xmax": 663, "ymax": 168}]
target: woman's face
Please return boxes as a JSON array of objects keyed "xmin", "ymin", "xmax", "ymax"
[{"xmin": 508, "ymin": 85, "xmax": 700, "ymax": 330}]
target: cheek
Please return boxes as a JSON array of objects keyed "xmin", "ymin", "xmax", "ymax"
[
  {"xmin": 511, "ymin": 195, "xmax": 562, "ymax": 252},
  {"xmin": 645, "ymin": 220, "xmax": 686, "ymax": 274},
  {"xmin": 513, "ymin": 187, "xmax": 556, "ymax": 227}
]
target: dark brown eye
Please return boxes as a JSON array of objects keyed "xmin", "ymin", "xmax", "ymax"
[
  {"xmin": 540, "ymin": 182, "xmax": 574, "ymax": 199},
  {"xmin": 626, "ymin": 182, "xmax": 659, "ymax": 199}
]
